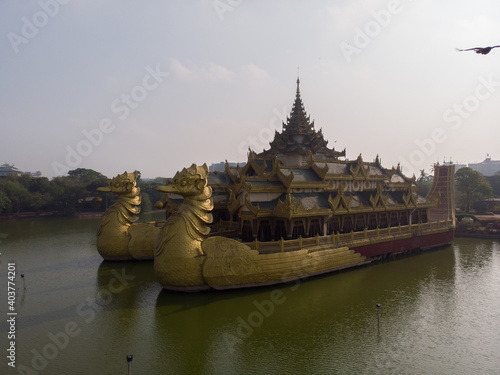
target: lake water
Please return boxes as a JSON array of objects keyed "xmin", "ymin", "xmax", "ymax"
[{"xmin": 1, "ymin": 214, "xmax": 500, "ymax": 374}]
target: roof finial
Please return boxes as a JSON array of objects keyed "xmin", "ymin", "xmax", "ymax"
[{"xmin": 296, "ymin": 68, "xmax": 300, "ymax": 93}]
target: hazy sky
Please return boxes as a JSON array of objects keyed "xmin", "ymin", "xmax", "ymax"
[{"xmin": 1, "ymin": 0, "xmax": 499, "ymax": 179}]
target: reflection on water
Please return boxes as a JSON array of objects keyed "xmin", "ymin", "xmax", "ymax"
[{"xmin": 0, "ymin": 217, "xmax": 499, "ymax": 374}]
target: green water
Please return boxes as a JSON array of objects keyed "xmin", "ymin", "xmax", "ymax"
[{"xmin": 1, "ymin": 215, "xmax": 499, "ymax": 374}]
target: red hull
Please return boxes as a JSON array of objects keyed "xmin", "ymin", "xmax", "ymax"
[{"xmin": 353, "ymin": 229, "xmax": 455, "ymax": 259}]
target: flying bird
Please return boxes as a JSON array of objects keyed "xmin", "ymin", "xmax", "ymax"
[{"xmin": 456, "ymin": 45, "xmax": 500, "ymax": 55}]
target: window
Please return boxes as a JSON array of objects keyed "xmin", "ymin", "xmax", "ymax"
[
  {"xmin": 400, "ymin": 211, "xmax": 409, "ymax": 226},
  {"xmin": 292, "ymin": 221, "xmax": 305, "ymax": 239},
  {"xmin": 274, "ymin": 220, "xmax": 287, "ymax": 240},
  {"xmin": 390, "ymin": 212, "xmax": 399, "ymax": 227},
  {"xmin": 342, "ymin": 216, "xmax": 353, "ymax": 233},
  {"xmin": 330, "ymin": 217, "xmax": 340, "ymax": 234},
  {"xmin": 355, "ymin": 215, "xmax": 366, "ymax": 231},
  {"xmin": 242, "ymin": 220, "xmax": 253, "ymax": 242},
  {"xmin": 368, "ymin": 214, "xmax": 377, "ymax": 229},
  {"xmin": 309, "ymin": 218, "xmax": 322, "ymax": 237},
  {"xmin": 411, "ymin": 210, "xmax": 419, "ymax": 224},
  {"xmin": 379, "ymin": 213, "xmax": 388, "ymax": 228},
  {"xmin": 258, "ymin": 220, "xmax": 272, "ymax": 242}
]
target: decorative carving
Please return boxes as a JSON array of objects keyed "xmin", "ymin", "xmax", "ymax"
[
  {"xmin": 350, "ymin": 154, "xmax": 369, "ymax": 179},
  {"xmin": 96, "ymin": 171, "xmax": 141, "ymax": 260},
  {"xmin": 225, "ymin": 160, "xmax": 239, "ymax": 182},
  {"xmin": 369, "ymin": 183, "xmax": 389, "ymax": 209},
  {"xmin": 154, "ymin": 164, "xmax": 214, "ymax": 290},
  {"xmin": 267, "ymin": 155, "xmax": 280, "ymax": 177},
  {"xmin": 243, "ymin": 197, "xmax": 260, "ymax": 217},
  {"xmin": 307, "ymin": 150, "xmax": 314, "ymax": 166},
  {"xmin": 250, "ymin": 160, "xmax": 267, "ymax": 177},
  {"xmin": 96, "ymin": 171, "xmax": 161, "ymax": 260},
  {"xmin": 311, "ymin": 162, "xmax": 329, "ymax": 180},
  {"xmin": 230, "ymin": 175, "xmax": 251, "ymax": 195},
  {"xmin": 403, "ymin": 186, "xmax": 418, "ymax": 208},
  {"xmin": 277, "ymin": 168, "xmax": 294, "ymax": 188},
  {"xmin": 273, "ymin": 193, "xmax": 307, "ymax": 219},
  {"xmin": 328, "ymin": 183, "xmax": 352, "ymax": 213},
  {"xmin": 202, "ymin": 237, "xmax": 262, "ymax": 286},
  {"xmin": 227, "ymin": 189, "xmax": 241, "ymax": 215}
]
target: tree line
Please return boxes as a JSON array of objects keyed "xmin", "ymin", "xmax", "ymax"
[
  {"xmin": 456, "ymin": 168, "xmax": 499, "ymax": 213},
  {"xmin": 1, "ymin": 167, "xmax": 498, "ymax": 217},
  {"xmin": 416, "ymin": 167, "xmax": 499, "ymax": 214},
  {"xmin": 0, "ymin": 168, "xmax": 166, "ymax": 216}
]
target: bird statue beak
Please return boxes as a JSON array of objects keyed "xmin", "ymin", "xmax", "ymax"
[
  {"xmin": 97, "ymin": 186, "xmax": 112, "ymax": 192},
  {"xmin": 156, "ymin": 184, "xmax": 178, "ymax": 193}
]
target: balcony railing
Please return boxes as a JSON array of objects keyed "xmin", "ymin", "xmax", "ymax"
[{"xmin": 246, "ymin": 219, "xmax": 454, "ymax": 253}]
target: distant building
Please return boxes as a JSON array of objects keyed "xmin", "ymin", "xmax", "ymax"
[
  {"xmin": 445, "ymin": 162, "xmax": 466, "ymax": 173},
  {"xmin": 209, "ymin": 161, "xmax": 245, "ymax": 173},
  {"xmin": 0, "ymin": 163, "xmax": 23, "ymax": 177},
  {"xmin": 468, "ymin": 155, "xmax": 500, "ymax": 176},
  {"xmin": 0, "ymin": 163, "xmax": 41, "ymax": 177}
]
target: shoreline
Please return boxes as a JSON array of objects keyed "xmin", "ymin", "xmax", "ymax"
[
  {"xmin": 455, "ymin": 231, "xmax": 500, "ymax": 240},
  {"xmin": 0, "ymin": 210, "xmax": 164, "ymax": 221},
  {"xmin": 456, "ymin": 214, "xmax": 500, "ymax": 239}
]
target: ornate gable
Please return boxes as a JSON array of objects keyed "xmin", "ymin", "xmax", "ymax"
[
  {"xmin": 402, "ymin": 186, "xmax": 418, "ymax": 208},
  {"xmin": 273, "ymin": 193, "xmax": 306, "ymax": 219},
  {"xmin": 243, "ymin": 196, "xmax": 260, "ymax": 216},
  {"xmin": 277, "ymin": 168, "xmax": 294, "ymax": 188},
  {"xmin": 227, "ymin": 189, "xmax": 242, "ymax": 214},
  {"xmin": 328, "ymin": 183, "xmax": 353, "ymax": 213},
  {"xmin": 350, "ymin": 154, "xmax": 369, "ymax": 180},
  {"xmin": 370, "ymin": 183, "xmax": 389, "ymax": 209},
  {"xmin": 311, "ymin": 162, "xmax": 329, "ymax": 180},
  {"xmin": 229, "ymin": 175, "xmax": 251, "ymax": 195}
]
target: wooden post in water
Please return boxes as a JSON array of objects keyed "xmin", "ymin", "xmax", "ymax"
[
  {"xmin": 127, "ymin": 355, "xmax": 133, "ymax": 375},
  {"xmin": 376, "ymin": 303, "xmax": 381, "ymax": 329},
  {"xmin": 21, "ymin": 274, "xmax": 26, "ymax": 290}
]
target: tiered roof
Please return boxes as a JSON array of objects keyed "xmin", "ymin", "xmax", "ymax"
[{"xmin": 260, "ymin": 78, "xmax": 345, "ymax": 160}]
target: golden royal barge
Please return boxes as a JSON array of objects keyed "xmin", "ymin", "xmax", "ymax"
[{"xmin": 96, "ymin": 79, "xmax": 455, "ymax": 291}]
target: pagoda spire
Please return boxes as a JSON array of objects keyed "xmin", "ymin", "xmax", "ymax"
[
  {"xmin": 288, "ymin": 75, "xmax": 310, "ymax": 134},
  {"xmin": 257, "ymin": 77, "xmax": 346, "ymax": 160}
]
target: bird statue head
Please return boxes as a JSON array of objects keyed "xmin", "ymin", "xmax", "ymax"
[
  {"xmin": 157, "ymin": 164, "xmax": 210, "ymax": 197},
  {"xmin": 97, "ymin": 171, "xmax": 139, "ymax": 194}
]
